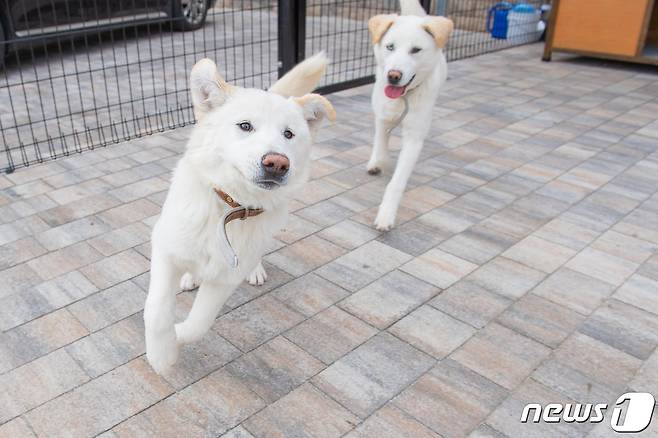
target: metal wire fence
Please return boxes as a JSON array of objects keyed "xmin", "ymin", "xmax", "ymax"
[{"xmin": 0, "ymin": 0, "xmax": 546, "ymax": 173}]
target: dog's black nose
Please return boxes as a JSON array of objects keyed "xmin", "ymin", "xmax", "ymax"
[
  {"xmin": 387, "ymin": 70, "xmax": 402, "ymax": 85},
  {"xmin": 261, "ymin": 152, "xmax": 290, "ymax": 179}
]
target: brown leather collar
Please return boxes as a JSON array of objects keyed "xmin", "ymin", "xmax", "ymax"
[{"xmin": 214, "ymin": 188, "xmax": 264, "ymax": 224}]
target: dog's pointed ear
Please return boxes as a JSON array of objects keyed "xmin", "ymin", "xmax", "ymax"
[
  {"xmin": 423, "ymin": 16, "xmax": 454, "ymax": 48},
  {"xmin": 190, "ymin": 58, "xmax": 234, "ymax": 121},
  {"xmin": 293, "ymin": 94, "xmax": 336, "ymax": 131},
  {"xmin": 368, "ymin": 14, "xmax": 396, "ymax": 45}
]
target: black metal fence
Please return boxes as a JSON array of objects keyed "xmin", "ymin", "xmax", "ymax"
[{"xmin": 0, "ymin": 0, "xmax": 546, "ymax": 173}]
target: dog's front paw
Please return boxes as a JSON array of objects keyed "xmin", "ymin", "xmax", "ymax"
[
  {"xmin": 247, "ymin": 262, "xmax": 268, "ymax": 286},
  {"xmin": 374, "ymin": 204, "xmax": 397, "ymax": 231},
  {"xmin": 146, "ymin": 331, "xmax": 179, "ymax": 375},
  {"xmin": 179, "ymin": 272, "xmax": 199, "ymax": 291},
  {"xmin": 367, "ymin": 157, "xmax": 389, "ymax": 175}
]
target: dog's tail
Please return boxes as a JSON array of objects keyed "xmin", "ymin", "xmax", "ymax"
[
  {"xmin": 269, "ymin": 52, "xmax": 328, "ymax": 97},
  {"xmin": 400, "ymin": 0, "xmax": 427, "ymax": 16}
]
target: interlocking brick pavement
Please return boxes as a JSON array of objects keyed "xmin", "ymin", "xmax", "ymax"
[{"xmin": 1, "ymin": 44, "xmax": 658, "ymax": 437}]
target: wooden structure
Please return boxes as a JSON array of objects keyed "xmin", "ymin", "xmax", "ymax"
[{"xmin": 543, "ymin": 0, "xmax": 658, "ymax": 66}]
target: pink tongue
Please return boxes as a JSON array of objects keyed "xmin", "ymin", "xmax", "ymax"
[{"xmin": 385, "ymin": 85, "xmax": 406, "ymax": 99}]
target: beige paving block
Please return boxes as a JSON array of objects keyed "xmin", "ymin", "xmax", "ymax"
[
  {"xmin": 265, "ymin": 235, "xmax": 346, "ymax": 278},
  {"xmin": 566, "ymin": 247, "xmax": 638, "ymax": 287},
  {"xmin": 244, "ymin": 383, "xmax": 358, "ymax": 438},
  {"xmin": 532, "ymin": 267, "xmax": 615, "ymax": 315},
  {"xmin": 503, "ymin": 235, "xmax": 577, "ymax": 273},
  {"xmin": 451, "ymin": 322, "xmax": 551, "ymax": 390},
  {"xmin": 285, "ymin": 306, "xmax": 378, "ymax": 364},
  {"xmin": 346, "ymin": 404, "xmax": 439, "ymax": 438},
  {"xmin": 27, "ymin": 241, "xmax": 103, "ymax": 281},
  {"xmin": 80, "ymin": 248, "xmax": 150, "ymax": 289},
  {"xmin": 401, "ymin": 248, "xmax": 478, "ymax": 289},
  {"xmin": 25, "ymin": 358, "xmax": 173, "ymax": 438},
  {"xmin": 390, "ymin": 305, "xmax": 476, "ymax": 358},
  {"xmin": 271, "ymin": 272, "xmax": 350, "ymax": 317},
  {"xmin": 468, "ymin": 257, "xmax": 545, "ymax": 299}
]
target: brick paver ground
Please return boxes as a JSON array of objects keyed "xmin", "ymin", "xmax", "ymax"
[{"xmin": 1, "ymin": 43, "xmax": 658, "ymax": 437}]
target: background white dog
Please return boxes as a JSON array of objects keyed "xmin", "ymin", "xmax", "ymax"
[
  {"xmin": 368, "ymin": 0, "xmax": 454, "ymax": 230},
  {"xmin": 144, "ymin": 54, "xmax": 335, "ymax": 375}
]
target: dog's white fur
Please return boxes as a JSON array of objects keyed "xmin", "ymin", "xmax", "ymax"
[
  {"xmin": 144, "ymin": 53, "xmax": 335, "ymax": 374},
  {"xmin": 368, "ymin": 0, "xmax": 453, "ymax": 230}
]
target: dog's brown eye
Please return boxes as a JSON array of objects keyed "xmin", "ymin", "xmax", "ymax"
[
  {"xmin": 411, "ymin": 47, "xmax": 422, "ymax": 54},
  {"xmin": 283, "ymin": 129, "xmax": 294, "ymax": 140},
  {"xmin": 237, "ymin": 121, "xmax": 253, "ymax": 132}
]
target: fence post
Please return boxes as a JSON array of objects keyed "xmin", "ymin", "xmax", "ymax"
[{"xmin": 278, "ymin": 0, "xmax": 306, "ymax": 77}]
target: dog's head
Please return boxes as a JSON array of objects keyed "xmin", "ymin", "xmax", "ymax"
[
  {"xmin": 185, "ymin": 59, "xmax": 335, "ymax": 207},
  {"xmin": 368, "ymin": 14, "xmax": 453, "ymax": 99}
]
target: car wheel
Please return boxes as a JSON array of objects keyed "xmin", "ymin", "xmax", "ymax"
[{"xmin": 173, "ymin": 0, "xmax": 209, "ymax": 31}]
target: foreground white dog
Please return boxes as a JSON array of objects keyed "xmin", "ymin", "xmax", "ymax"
[
  {"xmin": 144, "ymin": 54, "xmax": 335, "ymax": 374},
  {"xmin": 368, "ymin": 0, "xmax": 454, "ymax": 230}
]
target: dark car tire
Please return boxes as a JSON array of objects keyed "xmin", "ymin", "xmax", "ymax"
[{"xmin": 172, "ymin": 0, "xmax": 209, "ymax": 31}]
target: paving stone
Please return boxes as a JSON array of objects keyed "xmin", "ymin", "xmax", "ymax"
[
  {"xmin": 400, "ymin": 248, "xmax": 478, "ymax": 289},
  {"xmin": 0, "ymin": 349, "xmax": 90, "ymax": 423},
  {"xmin": 390, "ymin": 305, "xmax": 476, "ymax": 358},
  {"xmin": 36, "ymin": 193, "xmax": 119, "ymax": 228},
  {"xmin": 487, "ymin": 378, "xmax": 589, "ymax": 438},
  {"xmin": 79, "ymin": 248, "xmax": 150, "ymax": 289},
  {"xmin": 35, "ymin": 215, "xmax": 111, "ymax": 251},
  {"xmin": 273, "ymin": 214, "xmax": 321, "ymax": 246},
  {"xmin": 244, "ymin": 383, "xmax": 358, "ymax": 438},
  {"xmin": 25, "ymin": 358, "xmax": 172, "ymax": 437},
  {"xmin": 431, "ymin": 280, "xmax": 511, "ymax": 329},
  {"xmin": 296, "ymin": 199, "xmax": 354, "ymax": 228},
  {"xmin": 553, "ymin": 333, "xmax": 642, "ymax": 393},
  {"xmin": 225, "ymin": 336, "xmax": 324, "ymax": 403},
  {"xmin": 531, "ymin": 267, "xmax": 615, "ymax": 315},
  {"xmin": 317, "ymin": 241, "xmax": 412, "ymax": 292},
  {"xmin": 566, "ymin": 247, "xmax": 638, "ymax": 287},
  {"xmin": 468, "ymin": 257, "xmax": 546, "ymax": 299},
  {"xmin": 503, "ymin": 235, "xmax": 577, "ymax": 274},
  {"xmin": 214, "ymin": 294, "xmax": 305, "ymax": 351},
  {"xmin": 0, "ymin": 263, "xmax": 43, "ymax": 302},
  {"xmin": 340, "ymin": 270, "xmax": 438, "ymax": 329},
  {"xmin": 26, "ymin": 241, "xmax": 103, "ymax": 281},
  {"xmin": 0, "ymin": 417, "xmax": 36, "ymax": 438},
  {"xmin": 87, "ymin": 222, "xmax": 152, "ymax": 256},
  {"xmin": 265, "ymin": 235, "xmax": 346, "ymax": 278},
  {"xmin": 65, "ymin": 313, "xmax": 146, "ymax": 378},
  {"xmin": 451, "ymin": 322, "xmax": 551, "ymax": 390},
  {"xmin": 439, "ymin": 226, "xmax": 517, "ymax": 265},
  {"xmin": 220, "ymin": 426, "xmax": 256, "ymax": 438},
  {"xmin": 313, "ymin": 332, "xmax": 434, "ymax": 418},
  {"xmin": 0, "ymin": 237, "xmax": 47, "ymax": 271},
  {"xmin": 0, "ymin": 308, "xmax": 89, "ymax": 373},
  {"xmin": 96, "ymin": 198, "xmax": 161, "ymax": 229},
  {"xmin": 612, "ymin": 274, "xmax": 658, "ymax": 316},
  {"xmin": 534, "ymin": 217, "xmax": 602, "ymax": 251},
  {"xmin": 285, "ymin": 306, "xmax": 377, "ymax": 365},
  {"xmin": 318, "ymin": 219, "xmax": 380, "ymax": 250},
  {"xmin": 579, "ymin": 299, "xmax": 658, "ymax": 361},
  {"xmin": 345, "ymin": 404, "xmax": 440, "ymax": 438},
  {"xmin": 394, "ymin": 359, "xmax": 508, "ymax": 438},
  {"xmin": 497, "ymin": 294, "xmax": 585, "ymax": 347},
  {"xmin": 68, "ymin": 280, "xmax": 146, "ymax": 332},
  {"xmin": 271, "ymin": 272, "xmax": 349, "ymax": 317}
]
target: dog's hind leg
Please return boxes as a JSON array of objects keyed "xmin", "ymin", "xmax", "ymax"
[
  {"xmin": 247, "ymin": 261, "xmax": 268, "ymax": 286},
  {"xmin": 374, "ymin": 137, "xmax": 424, "ymax": 231},
  {"xmin": 175, "ymin": 281, "xmax": 235, "ymax": 344},
  {"xmin": 367, "ymin": 118, "xmax": 394, "ymax": 175},
  {"xmin": 144, "ymin": 249, "xmax": 183, "ymax": 374}
]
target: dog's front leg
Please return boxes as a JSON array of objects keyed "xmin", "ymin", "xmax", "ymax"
[
  {"xmin": 367, "ymin": 118, "xmax": 394, "ymax": 175},
  {"xmin": 374, "ymin": 137, "xmax": 424, "ymax": 231},
  {"xmin": 175, "ymin": 280, "xmax": 236, "ymax": 344},
  {"xmin": 144, "ymin": 248, "xmax": 182, "ymax": 374}
]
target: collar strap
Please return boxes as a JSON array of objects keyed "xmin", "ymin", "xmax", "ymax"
[{"xmin": 214, "ymin": 188, "xmax": 264, "ymax": 224}]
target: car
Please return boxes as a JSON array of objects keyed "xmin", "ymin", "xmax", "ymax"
[{"xmin": 0, "ymin": 0, "xmax": 215, "ymax": 67}]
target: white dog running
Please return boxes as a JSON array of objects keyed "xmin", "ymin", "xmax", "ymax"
[
  {"xmin": 367, "ymin": 0, "xmax": 454, "ymax": 230},
  {"xmin": 143, "ymin": 54, "xmax": 335, "ymax": 374}
]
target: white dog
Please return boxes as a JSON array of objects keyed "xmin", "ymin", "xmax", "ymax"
[
  {"xmin": 144, "ymin": 54, "xmax": 335, "ymax": 374},
  {"xmin": 367, "ymin": 0, "xmax": 454, "ymax": 230}
]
